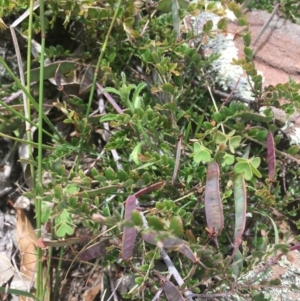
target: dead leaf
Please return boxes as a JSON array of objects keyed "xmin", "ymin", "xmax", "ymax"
[
  {"xmin": 15, "ymin": 208, "xmax": 37, "ymax": 279},
  {"xmin": 0, "ymin": 253, "xmax": 14, "ymax": 285},
  {"xmin": 82, "ymin": 277, "xmax": 102, "ymax": 301}
]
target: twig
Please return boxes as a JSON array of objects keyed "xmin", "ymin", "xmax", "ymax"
[
  {"xmin": 97, "ymin": 82, "xmax": 124, "ymax": 114},
  {"xmin": 3, "ymin": 82, "xmax": 37, "ymax": 103},
  {"xmin": 253, "ymin": 4, "xmax": 281, "ymax": 55}
]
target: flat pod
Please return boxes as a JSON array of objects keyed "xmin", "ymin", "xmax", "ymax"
[{"xmin": 204, "ymin": 162, "xmax": 224, "ymax": 235}]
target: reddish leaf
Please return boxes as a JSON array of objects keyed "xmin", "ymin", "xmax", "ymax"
[
  {"xmin": 121, "ymin": 195, "xmax": 138, "ymax": 259},
  {"xmin": 163, "ymin": 280, "xmax": 185, "ymax": 301},
  {"xmin": 142, "ymin": 230, "xmax": 181, "ymax": 248},
  {"xmin": 185, "ymin": 229, "xmax": 196, "ymax": 243},
  {"xmin": 267, "ymin": 132, "xmax": 276, "ymax": 181},
  {"xmin": 176, "ymin": 244, "xmax": 199, "ymax": 263},
  {"xmin": 204, "ymin": 162, "xmax": 224, "ymax": 237},
  {"xmin": 134, "ymin": 181, "xmax": 164, "ymax": 198},
  {"xmin": 96, "ymin": 82, "xmax": 124, "ymax": 114},
  {"xmin": 142, "ymin": 230, "xmax": 197, "ymax": 262},
  {"xmin": 79, "ymin": 239, "xmax": 109, "ymax": 261}
]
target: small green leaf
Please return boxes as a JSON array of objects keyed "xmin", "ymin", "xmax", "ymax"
[
  {"xmin": 140, "ymin": 264, "xmax": 150, "ymax": 272},
  {"xmin": 60, "ymin": 209, "xmax": 72, "ymax": 222},
  {"xmin": 228, "ymin": 2, "xmax": 243, "ymax": 18},
  {"xmin": 244, "ymin": 47, "xmax": 253, "ymax": 60},
  {"xmin": 53, "ymin": 185, "xmax": 63, "ymax": 201},
  {"xmin": 94, "ymin": 175, "xmax": 107, "ymax": 182},
  {"xmin": 287, "ymin": 145, "xmax": 300, "ymax": 155},
  {"xmin": 105, "ymin": 168, "xmax": 117, "ymax": 180},
  {"xmin": 135, "ymin": 277, "xmax": 144, "ymax": 285},
  {"xmin": 132, "ymin": 82, "xmax": 147, "ymax": 109},
  {"xmin": 193, "ymin": 149, "xmax": 211, "ymax": 163},
  {"xmin": 250, "ymin": 164, "xmax": 262, "ymax": 178},
  {"xmin": 243, "ymin": 32, "xmax": 251, "ymax": 47},
  {"xmin": 203, "ymin": 20, "xmax": 213, "ymax": 33},
  {"xmin": 214, "ymin": 131, "xmax": 227, "ymax": 144},
  {"xmin": 99, "ymin": 113, "xmax": 119, "ymax": 123},
  {"xmin": 91, "ymin": 167, "xmax": 99, "ymax": 178},
  {"xmin": 212, "ymin": 112, "xmax": 223, "ymax": 123},
  {"xmin": 234, "ymin": 160, "xmax": 248, "ymax": 172},
  {"xmin": 191, "ymin": 143, "xmax": 212, "ymax": 163},
  {"xmin": 148, "ymin": 216, "xmax": 165, "ymax": 230},
  {"xmin": 193, "ymin": 142, "xmax": 201, "ymax": 152},
  {"xmin": 255, "ymin": 130, "xmax": 268, "ymax": 141},
  {"xmin": 234, "ymin": 162, "xmax": 253, "ymax": 180},
  {"xmin": 65, "ymin": 184, "xmax": 80, "ymax": 194},
  {"xmin": 130, "ymin": 142, "xmax": 144, "ymax": 165},
  {"xmin": 217, "ymin": 18, "xmax": 227, "ymax": 30},
  {"xmin": 251, "ymin": 157, "xmax": 261, "ymax": 168},
  {"xmin": 243, "ymin": 166, "xmax": 253, "ymax": 181},
  {"xmin": 131, "ymin": 210, "xmax": 143, "ymax": 227},
  {"xmin": 203, "ymin": 121, "xmax": 213, "ymax": 130},
  {"xmin": 104, "ymin": 86, "xmax": 121, "ymax": 96},
  {"xmin": 229, "ymin": 136, "xmax": 242, "ymax": 153},
  {"xmin": 237, "ymin": 17, "xmax": 248, "ymax": 26},
  {"xmin": 223, "ymin": 153, "xmax": 235, "ymax": 165},
  {"xmin": 169, "ymin": 216, "xmax": 183, "ymax": 236},
  {"xmin": 123, "ymin": 179, "xmax": 135, "ymax": 187},
  {"xmin": 162, "ymin": 83, "xmax": 175, "ymax": 94},
  {"xmin": 117, "ymin": 170, "xmax": 128, "ymax": 181},
  {"xmin": 56, "ymin": 223, "xmax": 74, "ymax": 237},
  {"xmin": 220, "ymin": 107, "xmax": 232, "ymax": 119}
]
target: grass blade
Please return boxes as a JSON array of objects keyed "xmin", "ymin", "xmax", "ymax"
[{"xmin": 163, "ymin": 279, "xmax": 185, "ymax": 301}]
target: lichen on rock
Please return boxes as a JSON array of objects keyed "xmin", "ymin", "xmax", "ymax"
[{"xmin": 186, "ymin": 1, "xmax": 257, "ymax": 101}]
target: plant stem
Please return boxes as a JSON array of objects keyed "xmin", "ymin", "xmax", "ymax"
[
  {"xmin": 26, "ymin": 0, "xmax": 35, "ymax": 200},
  {"xmin": 36, "ymin": 0, "xmax": 46, "ymax": 298},
  {"xmin": 52, "ymin": 247, "xmax": 64, "ymax": 301}
]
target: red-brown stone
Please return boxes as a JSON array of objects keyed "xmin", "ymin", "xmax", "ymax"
[{"xmin": 229, "ymin": 10, "xmax": 300, "ymax": 87}]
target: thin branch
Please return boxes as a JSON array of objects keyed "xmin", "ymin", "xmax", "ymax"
[{"xmin": 213, "ymin": 89, "xmax": 253, "ymax": 105}]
